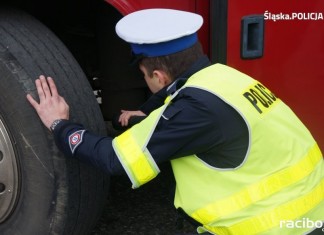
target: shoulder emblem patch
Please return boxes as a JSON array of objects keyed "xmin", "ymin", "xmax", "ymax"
[{"xmin": 69, "ymin": 130, "xmax": 86, "ymax": 154}]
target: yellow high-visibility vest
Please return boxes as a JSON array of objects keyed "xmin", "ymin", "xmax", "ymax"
[{"xmin": 113, "ymin": 64, "xmax": 324, "ymax": 234}]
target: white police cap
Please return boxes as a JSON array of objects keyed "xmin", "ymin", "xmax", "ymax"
[{"xmin": 115, "ymin": 8, "xmax": 203, "ymax": 57}]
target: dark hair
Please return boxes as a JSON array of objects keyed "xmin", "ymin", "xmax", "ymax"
[{"xmin": 139, "ymin": 42, "xmax": 204, "ymax": 81}]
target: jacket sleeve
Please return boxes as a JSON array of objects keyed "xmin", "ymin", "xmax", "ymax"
[{"xmin": 53, "ymin": 120, "xmax": 124, "ymax": 175}]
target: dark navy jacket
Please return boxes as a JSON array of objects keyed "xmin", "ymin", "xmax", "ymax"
[{"xmin": 53, "ymin": 56, "xmax": 249, "ymax": 176}]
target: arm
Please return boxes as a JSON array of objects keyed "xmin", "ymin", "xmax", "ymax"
[
  {"xmin": 145, "ymin": 95, "xmax": 218, "ymax": 164},
  {"xmin": 52, "ymin": 120, "xmax": 124, "ymax": 175},
  {"xmin": 118, "ymin": 110, "xmax": 146, "ymax": 127},
  {"xmin": 26, "ymin": 75, "xmax": 124, "ymax": 175},
  {"xmin": 146, "ymin": 90, "xmax": 249, "ymax": 167}
]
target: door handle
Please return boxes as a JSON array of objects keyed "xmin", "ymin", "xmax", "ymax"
[{"xmin": 241, "ymin": 15, "xmax": 265, "ymax": 59}]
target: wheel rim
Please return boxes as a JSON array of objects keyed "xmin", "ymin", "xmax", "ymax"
[{"xmin": 0, "ymin": 118, "xmax": 19, "ymax": 223}]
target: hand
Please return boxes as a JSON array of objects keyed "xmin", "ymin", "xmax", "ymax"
[
  {"xmin": 26, "ymin": 75, "xmax": 69, "ymax": 130},
  {"xmin": 118, "ymin": 110, "xmax": 146, "ymax": 127}
]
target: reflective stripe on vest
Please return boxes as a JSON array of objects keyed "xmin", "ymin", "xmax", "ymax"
[
  {"xmin": 191, "ymin": 144, "xmax": 322, "ymax": 224},
  {"xmin": 112, "ymin": 90, "xmax": 176, "ymax": 188},
  {"xmin": 112, "ymin": 129, "xmax": 160, "ymax": 188},
  {"xmin": 205, "ymin": 178, "xmax": 324, "ymax": 235},
  {"xmin": 192, "ymin": 144, "xmax": 323, "ymax": 232}
]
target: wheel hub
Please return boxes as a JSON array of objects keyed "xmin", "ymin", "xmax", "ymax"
[{"xmin": 0, "ymin": 119, "xmax": 19, "ymax": 223}]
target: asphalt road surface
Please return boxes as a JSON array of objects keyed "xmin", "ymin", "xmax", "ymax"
[{"xmin": 91, "ymin": 163, "xmax": 197, "ymax": 235}]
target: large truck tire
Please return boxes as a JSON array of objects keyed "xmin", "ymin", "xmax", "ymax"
[{"xmin": 0, "ymin": 9, "xmax": 109, "ymax": 235}]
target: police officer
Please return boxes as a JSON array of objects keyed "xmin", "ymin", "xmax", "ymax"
[{"xmin": 27, "ymin": 8, "xmax": 324, "ymax": 235}]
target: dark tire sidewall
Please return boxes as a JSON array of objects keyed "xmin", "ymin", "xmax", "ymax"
[
  {"xmin": 0, "ymin": 60, "xmax": 62, "ymax": 234},
  {"xmin": 0, "ymin": 8, "xmax": 109, "ymax": 235}
]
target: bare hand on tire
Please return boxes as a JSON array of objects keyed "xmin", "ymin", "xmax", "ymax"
[
  {"xmin": 118, "ymin": 110, "xmax": 146, "ymax": 127},
  {"xmin": 26, "ymin": 75, "xmax": 69, "ymax": 130}
]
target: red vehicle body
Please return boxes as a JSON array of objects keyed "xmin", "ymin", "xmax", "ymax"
[{"xmin": 0, "ymin": 0, "xmax": 323, "ymax": 234}]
